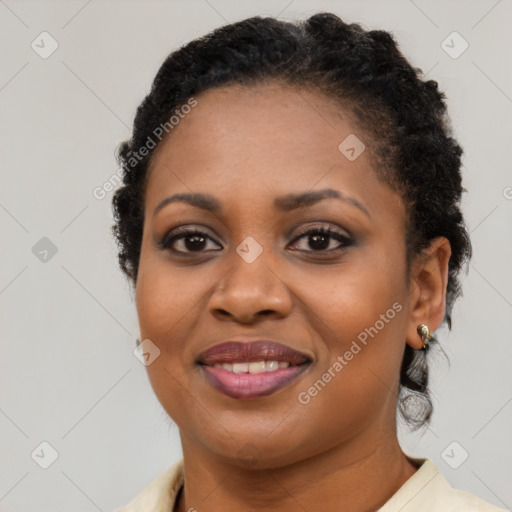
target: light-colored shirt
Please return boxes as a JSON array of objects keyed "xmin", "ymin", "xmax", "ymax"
[{"xmin": 115, "ymin": 458, "xmax": 509, "ymax": 511}]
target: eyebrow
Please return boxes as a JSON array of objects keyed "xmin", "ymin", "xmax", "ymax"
[{"xmin": 153, "ymin": 188, "xmax": 370, "ymax": 218}]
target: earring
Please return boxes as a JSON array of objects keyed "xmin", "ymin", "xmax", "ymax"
[{"xmin": 416, "ymin": 324, "xmax": 432, "ymax": 351}]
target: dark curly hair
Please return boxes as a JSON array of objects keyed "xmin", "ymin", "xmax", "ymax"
[{"xmin": 111, "ymin": 12, "xmax": 471, "ymax": 429}]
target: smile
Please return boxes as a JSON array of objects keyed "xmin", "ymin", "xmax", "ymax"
[
  {"xmin": 211, "ymin": 360, "xmax": 290, "ymax": 373},
  {"xmin": 196, "ymin": 340, "xmax": 313, "ymax": 399}
]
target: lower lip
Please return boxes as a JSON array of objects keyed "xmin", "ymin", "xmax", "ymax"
[{"xmin": 199, "ymin": 363, "xmax": 311, "ymax": 399}]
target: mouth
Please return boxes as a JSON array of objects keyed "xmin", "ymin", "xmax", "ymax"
[{"xmin": 196, "ymin": 340, "xmax": 313, "ymax": 399}]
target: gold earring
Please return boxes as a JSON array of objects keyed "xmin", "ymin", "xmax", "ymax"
[{"xmin": 416, "ymin": 324, "xmax": 432, "ymax": 351}]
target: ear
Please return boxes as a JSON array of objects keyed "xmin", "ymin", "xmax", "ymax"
[{"xmin": 405, "ymin": 237, "xmax": 451, "ymax": 349}]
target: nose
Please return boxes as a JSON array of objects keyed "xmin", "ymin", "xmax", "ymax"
[{"xmin": 208, "ymin": 251, "xmax": 293, "ymax": 324}]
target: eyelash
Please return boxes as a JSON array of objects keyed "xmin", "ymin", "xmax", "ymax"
[{"xmin": 160, "ymin": 225, "xmax": 354, "ymax": 257}]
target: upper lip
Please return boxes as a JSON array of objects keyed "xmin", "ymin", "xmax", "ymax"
[{"xmin": 197, "ymin": 340, "xmax": 312, "ymax": 366}]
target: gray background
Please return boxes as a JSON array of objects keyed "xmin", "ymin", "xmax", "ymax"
[{"xmin": 1, "ymin": 0, "xmax": 511, "ymax": 510}]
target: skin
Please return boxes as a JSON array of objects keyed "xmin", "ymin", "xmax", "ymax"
[{"xmin": 135, "ymin": 84, "xmax": 451, "ymax": 512}]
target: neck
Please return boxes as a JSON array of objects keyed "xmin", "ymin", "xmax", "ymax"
[{"xmin": 174, "ymin": 427, "xmax": 418, "ymax": 512}]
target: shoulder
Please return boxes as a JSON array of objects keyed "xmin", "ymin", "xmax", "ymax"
[
  {"xmin": 378, "ymin": 459, "xmax": 509, "ymax": 512},
  {"xmin": 114, "ymin": 459, "xmax": 184, "ymax": 512}
]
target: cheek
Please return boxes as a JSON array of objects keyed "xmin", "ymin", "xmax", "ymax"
[
  {"xmin": 136, "ymin": 249, "xmax": 207, "ymax": 340},
  {"xmin": 297, "ymin": 244, "xmax": 407, "ymax": 342},
  {"xmin": 135, "ymin": 262, "xmax": 197, "ymax": 422},
  {"xmin": 293, "ymin": 249, "xmax": 408, "ymax": 415},
  {"xmin": 293, "ymin": 312, "xmax": 406, "ymax": 454},
  {"xmin": 136, "ymin": 270, "xmax": 183, "ymax": 338}
]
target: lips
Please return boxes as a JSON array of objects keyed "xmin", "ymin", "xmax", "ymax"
[
  {"xmin": 197, "ymin": 340, "xmax": 311, "ymax": 366},
  {"xmin": 196, "ymin": 340, "xmax": 312, "ymax": 399}
]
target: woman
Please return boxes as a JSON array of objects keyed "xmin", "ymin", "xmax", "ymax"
[{"xmin": 112, "ymin": 12, "xmax": 506, "ymax": 512}]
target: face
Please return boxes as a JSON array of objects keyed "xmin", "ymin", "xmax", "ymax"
[{"xmin": 136, "ymin": 84, "xmax": 414, "ymax": 468}]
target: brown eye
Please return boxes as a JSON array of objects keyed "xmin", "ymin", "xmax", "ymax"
[
  {"xmin": 289, "ymin": 226, "xmax": 353, "ymax": 253},
  {"xmin": 161, "ymin": 228, "xmax": 222, "ymax": 254}
]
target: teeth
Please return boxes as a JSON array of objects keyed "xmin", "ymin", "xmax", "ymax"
[
  {"xmin": 248, "ymin": 361, "xmax": 266, "ymax": 374},
  {"xmin": 266, "ymin": 360, "xmax": 279, "ymax": 371},
  {"xmin": 211, "ymin": 360, "xmax": 289, "ymax": 373},
  {"xmin": 232, "ymin": 362, "xmax": 249, "ymax": 373}
]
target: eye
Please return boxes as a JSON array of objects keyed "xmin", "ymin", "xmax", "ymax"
[
  {"xmin": 160, "ymin": 227, "xmax": 222, "ymax": 254},
  {"xmin": 160, "ymin": 224, "xmax": 353, "ymax": 257},
  {"xmin": 288, "ymin": 225, "xmax": 353, "ymax": 254}
]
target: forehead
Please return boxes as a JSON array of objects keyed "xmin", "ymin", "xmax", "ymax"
[
  {"xmin": 149, "ymin": 84, "xmax": 362, "ymax": 173},
  {"xmin": 144, "ymin": 84, "xmax": 399, "ymax": 219}
]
